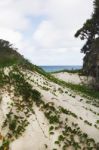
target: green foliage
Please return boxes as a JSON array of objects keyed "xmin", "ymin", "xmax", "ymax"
[
  {"xmin": 75, "ymin": 0, "xmax": 99, "ymax": 83},
  {"xmin": 49, "ymin": 126, "xmax": 54, "ymax": 131},
  {"xmin": 0, "ymin": 139, "xmax": 10, "ymax": 150},
  {"xmin": 39, "ymin": 71, "xmax": 99, "ymax": 100},
  {"xmin": 75, "ymin": 0, "xmax": 99, "ymax": 53},
  {"xmin": 96, "ymin": 120, "xmax": 99, "ymax": 124},
  {"xmin": 45, "ymin": 112, "xmax": 59, "ymax": 124},
  {"xmin": 0, "ymin": 67, "xmax": 42, "ymax": 149},
  {"xmin": 0, "ymin": 69, "xmax": 10, "ymax": 88},
  {"xmin": 59, "ymin": 106, "xmax": 78, "ymax": 118},
  {"xmin": 0, "ymin": 39, "xmax": 46, "ymax": 76},
  {"xmin": 4, "ymin": 112, "xmax": 29, "ymax": 138},
  {"xmin": 58, "ymin": 135, "xmax": 65, "ymax": 141},
  {"xmin": 84, "ymin": 120, "xmax": 92, "ymax": 126},
  {"xmin": 9, "ymin": 68, "xmax": 42, "ymax": 105},
  {"xmin": 10, "ymin": 71, "xmax": 32, "ymax": 99},
  {"xmin": 32, "ymin": 89, "xmax": 41, "ymax": 102},
  {"xmin": 0, "ymin": 39, "xmax": 24, "ymax": 67}
]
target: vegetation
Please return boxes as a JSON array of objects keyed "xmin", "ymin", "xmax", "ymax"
[
  {"xmin": 59, "ymin": 106, "xmax": 78, "ymax": 118},
  {"xmin": 41, "ymin": 103, "xmax": 98, "ymax": 149},
  {"xmin": 75, "ymin": 0, "xmax": 99, "ymax": 89},
  {"xmin": 0, "ymin": 39, "xmax": 45, "ymax": 75},
  {"xmin": 0, "ymin": 69, "xmax": 98, "ymax": 149},
  {"xmin": 38, "ymin": 70, "xmax": 99, "ymax": 101},
  {"xmin": 0, "ymin": 67, "xmax": 42, "ymax": 149},
  {"xmin": 0, "ymin": 39, "xmax": 99, "ymax": 100},
  {"xmin": 0, "ymin": 39, "xmax": 99, "ymax": 149},
  {"xmin": 0, "ymin": 39, "xmax": 24, "ymax": 67}
]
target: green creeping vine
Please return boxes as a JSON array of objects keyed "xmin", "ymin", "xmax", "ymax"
[{"xmin": 0, "ymin": 67, "xmax": 42, "ymax": 149}]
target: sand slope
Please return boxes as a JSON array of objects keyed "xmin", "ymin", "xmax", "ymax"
[
  {"xmin": 52, "ymin": 72, "xmax": 92, "ymax": 85},
  {"xmin": 0, "ymin": 68, "xmax": 99, "ymax": 150}
]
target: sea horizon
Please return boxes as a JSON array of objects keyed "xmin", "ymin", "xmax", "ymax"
[{"xmin": 40, "ymin": 65, "xmax": 82, "ymax": 72}]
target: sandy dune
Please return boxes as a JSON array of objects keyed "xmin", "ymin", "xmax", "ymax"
[
  {"xmin": 0, "ymin": 69, "xmax": 99, "ymax": 150},
  {"xmin": 52, "ymin": 72, "xmax": 91, "ymax": 85}
]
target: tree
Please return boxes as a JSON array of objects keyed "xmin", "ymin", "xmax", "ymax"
[
  {"xmin": 75, "ymin": 0, "xmax": 99, "ymax": 88},
  {"xmin": 75, "ymin": 0, "xmax": 99, "ymax": 54},
  {"xmin": 0, "ymin": 39, "xmax": 12, "ymax": 49}
]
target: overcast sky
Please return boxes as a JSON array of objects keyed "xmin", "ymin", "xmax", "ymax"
[{"xmin": 0, "ymin": 0, "xmax": 93, "ymax": 65}]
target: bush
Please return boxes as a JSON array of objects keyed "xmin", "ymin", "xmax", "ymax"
[{"xmin": 32, "ymin": 89, "xmax": 41, "ymax": 102}]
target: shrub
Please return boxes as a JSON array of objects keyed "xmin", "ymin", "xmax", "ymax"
[{"xmin": 32, "ymin": 89, "xmax": 41, "ymax": 105}]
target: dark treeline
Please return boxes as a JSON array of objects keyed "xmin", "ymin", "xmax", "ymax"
[{"xmin": 75, "ymin": 0, "xmax": 99, "ymax": 89}]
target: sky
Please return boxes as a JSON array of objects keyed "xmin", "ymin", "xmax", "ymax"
[{"xmin": 0, "ymin": 0, "xmax": 93, "ymax": 65}]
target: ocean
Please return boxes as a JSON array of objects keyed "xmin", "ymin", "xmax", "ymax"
[{"xmin": 40, "ymin": 66, "xmax": 82, "ymax": 72}]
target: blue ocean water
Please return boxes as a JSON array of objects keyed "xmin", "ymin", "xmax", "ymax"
[{"xmin": 40, "ymin": 66, "xmax": 82, "ymax": 72}]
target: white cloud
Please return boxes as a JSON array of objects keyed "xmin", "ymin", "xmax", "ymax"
[
  {"xmin": 0, "ymin": 0, "xmax": 45, "ymax": 30},
  {"xmin": 0, "ymin": 0, "xmax": 93, "ymax": 65},
  {"xmin": 33, "ymin": 20, "xmax": 62, "ymax": 48},
  {"xmin": 0, "ymin": 28, "xmax": 22, "ymax": 45}
]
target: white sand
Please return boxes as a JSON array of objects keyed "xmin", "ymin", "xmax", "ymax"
[
  {"xmin": 0, "ymin": 69, "xmax": 99, "ymax": 150},
  {"xmin": 52, "ymin": 72, "xmax": 92, "ymax": 85}
]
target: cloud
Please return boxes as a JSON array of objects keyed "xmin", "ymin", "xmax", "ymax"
[
  {"xmin": 33, "ymin": 20, "xmax": 63, "ymax": 49},
  {"xmin": 0, "ymin": 0, "xmax": 93, "ymax": 65},
  {"xmin": 0, "ymin": 28, "xmax": 22, "ymax": 45},
  {"xmin": 0, "ymin": 0, "xmax": 45, "ymax": 30}
]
